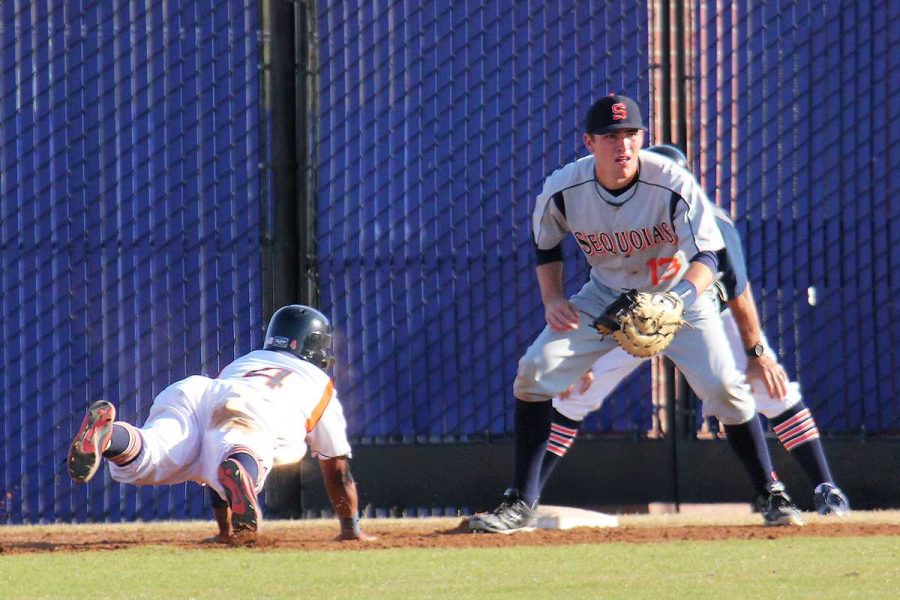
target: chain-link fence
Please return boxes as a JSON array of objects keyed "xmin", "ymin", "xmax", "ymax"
[
  {"xmin": 1, "ymin": 0, "xmax": 264, "ymax": 523},
  {"xmin": 2, "ymin": 0, "xmax": 895, "ymax": 524},
  {"xmin": 689, "ymin": 0, "xmax": 898, "ymax": 434}
]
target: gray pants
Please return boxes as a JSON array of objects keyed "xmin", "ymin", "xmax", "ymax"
[{"xmin": 513, "ymin": 280, "xmax": 755, "ymax": 425}]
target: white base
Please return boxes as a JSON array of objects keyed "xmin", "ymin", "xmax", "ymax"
[{"xmin": 536, "ymin": 505, "xmax": 619, "ymax": 530}]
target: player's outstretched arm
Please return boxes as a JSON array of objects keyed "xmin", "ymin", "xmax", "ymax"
[
  {"xmin": 319, "ymin": 456, "xmax": 376, "ymax": 541},
  {"xmin": 206, "ymin": 504, "xmax": 234, "ymax": 543},
  {"xmin": 536, "ymin": 262, "xmax": 580, "ymax": 331},
  {"xmin": 200, "ymin": 488, "xmax": 235, "ymax": 544},
  {"xmin": 728, "ymin": 283, "xmax": 788, "ymax": 399},
  {"xmin": 680, "ymin": 260, "xmax": 716, "ymax": 296}
]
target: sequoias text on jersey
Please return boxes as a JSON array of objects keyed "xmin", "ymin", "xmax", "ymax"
[{"xmin": 573, "ymin": 222, "xmax": 678, "ymax": 257}]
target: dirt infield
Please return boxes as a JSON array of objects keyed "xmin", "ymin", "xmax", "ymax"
[{"xmin": 1, "ymin": 511, "xmax": 898, "ymax": 554}]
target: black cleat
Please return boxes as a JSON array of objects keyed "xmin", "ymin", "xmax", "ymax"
[
  {"xmin": 755, "ymin": 481, "xmax": 804, "ymax": 526},
  {"xmin": 468, "ymin": 489, "xmax": 538, "ymax": 534}
]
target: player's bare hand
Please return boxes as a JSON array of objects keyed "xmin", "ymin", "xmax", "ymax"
[
  {"xmin": 544, "ymin": 298, "xmax": 580, "ymax": 332},
  {"xmin": 559, "ymin": 370, "xmax": 594, "ymax": 399},
  {"xmin": 336, "ymin": 530, "xmax": 378, "ymax": 542},
  {"xmin": 746, "ymin": 354, "xmax": 788, "ymax": 400},
  {"xmin": 577, "ymin": 370, "xmax": 594, "ymax": 394}
]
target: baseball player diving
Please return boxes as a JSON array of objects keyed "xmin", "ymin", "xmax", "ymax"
[
  {"xmin": 67, "ymin": 305, "xmax": 375, "ymax": 543},
  {"xmin": 469, "ymin": 94, "xmax": 803, "ymax": 533},
  {"xmin": 538, "ymin": 144, "xmax": 850, "ymax": 518}
]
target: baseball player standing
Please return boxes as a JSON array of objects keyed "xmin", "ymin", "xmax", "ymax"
[
  {"xmin": 538, "ymin": 144, "xmax": 850, "ymax": 517},
  {"xmin": 469, "ymin": 95, "xmax": 801, "ymax": 533},
  {"xmin": 68, "ymin": 305, "xmax": 375, "ymax": 543}
]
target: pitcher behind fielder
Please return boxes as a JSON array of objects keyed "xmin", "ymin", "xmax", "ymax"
[{"xmin": 67, "ymin": 305, "xmax": 374, "ymax": 543}]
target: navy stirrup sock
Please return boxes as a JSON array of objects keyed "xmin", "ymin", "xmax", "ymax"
[
  {"xmin": 723, "ymin": 417, "xmax": 777, "ymax": 495},
  {"xmin": 105, "ymin": 424, "xmax": 132, "ymax": 455},
  {"xmin": 227, "ymin": 451, "xmax": 259, "ymax": 485},
  {"xmin": 513, "ymin": 399, "xmax": 552, "ymax": 505},
  {"xmin": 103, "ymin": 423, "xmax": 143, "ymax": 466},
  {"xmin": 771, "ymin": 402, "xmax": 834, "ymax": 485}
]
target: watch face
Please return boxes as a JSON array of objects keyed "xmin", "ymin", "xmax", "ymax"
[{"xmin": 750, "ymin": 343, "xmax": 764, "ymax": 357}]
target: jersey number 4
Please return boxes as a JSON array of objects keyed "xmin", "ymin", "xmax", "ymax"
[
  {"xmin": 244, "ymin": 367, "xmax": 292, "ymax": 388},
  {"xmin": 647, "ymin": 257, "xmax": 681, "ymax": 286}
]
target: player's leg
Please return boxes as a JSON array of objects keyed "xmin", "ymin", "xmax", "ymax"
[
  {"xmin": 541, "ymin": 349, "xmax": 646, "ymax": 489},
  {"xmin": 665, "ymin": 291, "xmax": 801, "ymax": 525},
  {"xmin": 511, "ymin": 288, "xmax": 620, "ymax": 505},
  {"xmin": 720, "ymin": 310, "xmax": 850, "ymax": 515},
  {"xmin": 216, "ymin": 447, "xmax": 263, "ymax": 537},
  {"xmin": 105, "ymin": 376, "xmax": 213, "ymax": 487},
  {"xmin": 200, "ymin": 415, "xmax": 273, "ymax": 540},
  {"xmin": 469, "ymin": 282, "xmax": 619, "ymax": 533},
  {"xmin": 68, "ymin": 402, "xmax": 152, "ymax": 484},
  {"xmin": 768, "ymin": 403, "xmax": 850, "ymax": 515}
]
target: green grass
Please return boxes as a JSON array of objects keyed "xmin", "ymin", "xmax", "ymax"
[{"xmin": 1, "ymin": 536, "xmax": 897, "ymax": 599}]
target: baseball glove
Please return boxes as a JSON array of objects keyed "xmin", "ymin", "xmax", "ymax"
[{"xmin": 592, "ymin": 290, "xmax": 687, "ymax": 357}]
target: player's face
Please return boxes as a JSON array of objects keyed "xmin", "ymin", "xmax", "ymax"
[{"xmin": 584, "ymin": 129, "xmax": 644, "ymax": 189}]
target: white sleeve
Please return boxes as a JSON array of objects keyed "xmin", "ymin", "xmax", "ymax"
[
  {"xmin": 673, "ymin": 178, "xmax": 724, "ymax": 255},
  {"xmin": 307, "ymin": 392, "xmax": 353, "ymax": 460}
]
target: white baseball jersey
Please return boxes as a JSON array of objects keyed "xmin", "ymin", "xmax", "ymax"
[
  {"xmin": 215, "ymin": 350, "xmax": 351, "ymax": 464},
  {"xmin": 516, "ymin": 149, "xmax": 753, "ymax": 425},
  {"xmin": 109, "ymin": 350, "xmax": 351, "ymax": 495},
  {"xmin": 532, "ymin": 149, "xmax": 724, "ymax": 292}
]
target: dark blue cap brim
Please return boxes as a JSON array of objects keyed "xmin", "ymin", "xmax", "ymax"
[{"xmin": 587, "ymin": 123, "xmax": 647, "ymax": 135}]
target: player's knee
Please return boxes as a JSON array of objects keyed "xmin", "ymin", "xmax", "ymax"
[
  {"xmin": 703, "ymin": 381, "xmax": 756, "ymax": 425},
  {"xmin": 552, "ymin": 399, "xmax": 592, "ymax": 421},
  {"xmin": 516, "ymin": 351, "xmax": 538, "ymax": 379},
  {"xmin": 754, "ymin": 381, "xmax": 802, "ymax": 419},
  {"xmin": 513, "ymin": 352, "xmax": 548, "ymax": 401}
]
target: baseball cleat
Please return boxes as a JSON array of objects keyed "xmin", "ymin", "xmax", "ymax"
[
  {"xmin": 67, "ymin": 400, "xmax": 116, "ymax": 483},
  {"xmin": 217, "ymin": 458, "xmax": 260, "ymax": 538},
  {"xmin": 814, "ymin": 483, "xmax": 850, "ymax": 516},
  {"xmin": 468, "ymin": 489, "xmax": 537, "ymax": 534},
  {"xmin": 756, "ymin": 482, "xmax": 804, "ymax": 526}
]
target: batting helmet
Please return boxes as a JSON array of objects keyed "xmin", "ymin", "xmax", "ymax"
[
  {"xmin": 263, "ymin": 305, "xmax": 334, "ymax": 370},
  {"xmin": 646, "ymin": 143, "xmax": 688, "ymax": 169}
]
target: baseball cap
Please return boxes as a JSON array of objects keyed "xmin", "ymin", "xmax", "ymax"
[{"xmin": 585, "ymin": 94, "xmax": 646, "ymax": 135}]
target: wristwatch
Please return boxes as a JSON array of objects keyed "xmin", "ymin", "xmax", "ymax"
[{"xmin": 745, "ymin": 342, "xmax": 764, "ymax": 358}]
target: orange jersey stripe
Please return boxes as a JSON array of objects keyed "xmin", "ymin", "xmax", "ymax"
[{"xmin": 306, "ymin": 379, "xmax": 334, "ymax": 432}]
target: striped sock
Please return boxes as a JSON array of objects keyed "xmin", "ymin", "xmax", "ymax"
[
  {"xmin": 547, "ymin": 421, "xmax": 579, "ymax": 458},
  {"xmin": 771, "ymin": 402, "xmax": 834, "ymax": 485},
  {"xmin": 772, "ymin": 405, "xmax": 820, "ymax": 451},
  {"xmin": 104, "ymin": 422, "xmax": 143, "ymax": 466},
  {"xmin": 538, "ymin": 410, "xmax": 581, "ymax": 490}
]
